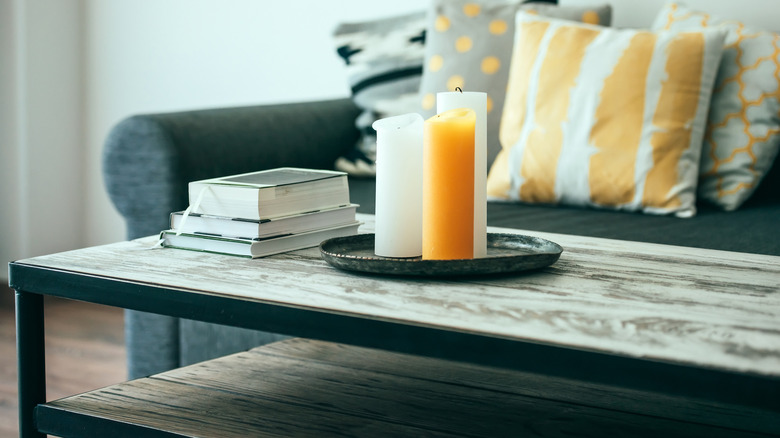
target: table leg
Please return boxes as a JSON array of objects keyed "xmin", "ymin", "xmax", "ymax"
[{"xmin": 16, "ymin": 290, "xmax": 46, "ymax": 438}]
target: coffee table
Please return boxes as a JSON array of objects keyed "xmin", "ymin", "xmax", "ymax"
[{"xmin": 10, "ymin": 214, "xmax": 780, "ymax": 437}]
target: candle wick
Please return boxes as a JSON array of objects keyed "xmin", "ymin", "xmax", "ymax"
[{"xmin": 455, "ymin": 87, "xmax": 463, "ymax": 93}]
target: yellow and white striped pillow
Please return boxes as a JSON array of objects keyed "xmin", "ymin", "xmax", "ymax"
[{"xmin": 487, "ymin": 13, "xmax": 726, "ymax": 217}]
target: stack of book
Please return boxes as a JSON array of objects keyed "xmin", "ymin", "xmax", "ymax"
[{"xmin": 160, "ymin": 168, "xmax": 360, "ymax": 258}]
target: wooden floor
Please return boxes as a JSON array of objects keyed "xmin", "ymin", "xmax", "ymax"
[{"xmin": 0, "ymin": 285, "xmax": 126, "ymax": 438}]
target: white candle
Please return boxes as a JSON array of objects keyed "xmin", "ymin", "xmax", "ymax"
[
  {"xmin": 372, "ymin": 113, "xmax": 424, "ymax": 258},
  {"xmin": 437, "ymin": 91, "xmax": 487, "ymax": 258}
]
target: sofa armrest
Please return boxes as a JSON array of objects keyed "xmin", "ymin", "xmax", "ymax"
[
  {"xmin": 103, "ymin": 98, "xmax": 361, "ymax": 240},
  {"xmin": 102, "ymin": 98, "xmax": 360, "ymax": 379}
]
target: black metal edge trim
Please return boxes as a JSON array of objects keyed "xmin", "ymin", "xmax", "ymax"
[
  {"xmin": 10, "ymin": 261, "xmax": 780, "ymax": 416},
  {"xmin": 36, "ymin": 404, "xmax": 187, "ymax": 438}
]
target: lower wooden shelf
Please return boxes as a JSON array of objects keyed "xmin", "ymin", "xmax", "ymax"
[{"xmin": 35, "ymin": 338, "xmax": 772, "ymax": 437}]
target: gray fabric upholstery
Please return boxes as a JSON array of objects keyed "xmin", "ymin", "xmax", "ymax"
[
  {"xmin": 179, "ymin": 320, "xmax": 289, "ymax": 366},
  {"xmin": 105, "ymin": 96, "xmax": 779, "ymax": 379},
  {"xmin": 349, "ymin": 178, "xmax": 780, "ymax": 256},
  {"xmin": 123, "ymin": 311, "xmax": 179, "ymax": 378},
  {"xmin": 104, "ymin": 99, "xmax": 361, "ymax": 378},
  {"xmin": 486, "ymin": 199, "xmax": 780, "ymax": 256}
]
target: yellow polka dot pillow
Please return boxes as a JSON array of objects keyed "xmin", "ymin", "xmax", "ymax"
[
  {"xmin": 652, "ymin": 4, "xmax": 780, "ymax": 211},
  {"xmin": 486, "ymin": 13, "xmax": 727, "ymax": 217},
  {"xmin": 418, "ymin": 1, "xmax": 611, "ymax": 168}
]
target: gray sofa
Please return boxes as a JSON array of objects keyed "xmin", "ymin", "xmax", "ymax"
[{"xmin": 104, "ymin": 98, "xmax": 780, "ymax": 379}]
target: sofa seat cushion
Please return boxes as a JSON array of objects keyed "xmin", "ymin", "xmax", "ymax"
[
  {"xmin": 349, "ymin": 177, "xmax": 780, "ymax": 256},
  {"xmin": 487, "ymin": 198, "xmax": 780, "ymax": 256}
]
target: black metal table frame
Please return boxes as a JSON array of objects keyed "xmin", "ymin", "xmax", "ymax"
[{"xmin": 11, "ymin": 262, "xmax": 780, "ymax": 438}]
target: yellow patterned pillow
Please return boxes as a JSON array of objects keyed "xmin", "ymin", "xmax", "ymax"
[
  {"xmin": 652, "ymin": 3, "xmax": 780, "ymax": 211},
  {"xmin": 418, "ymin": 1, "xmax": 612, "ymax": 168},
  {"xmin": 487, "ymin": 13, "xmax": 726, "ymax": 217}
]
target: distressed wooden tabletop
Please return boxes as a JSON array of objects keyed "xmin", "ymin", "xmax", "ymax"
[{"xmin": 13, "ymin": 214, "xmax": 780, "ymax": 377}]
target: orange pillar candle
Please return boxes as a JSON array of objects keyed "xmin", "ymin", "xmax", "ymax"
[{"xmin": 423, "ymin": 108, "xmax": 476, "ymax": 260}]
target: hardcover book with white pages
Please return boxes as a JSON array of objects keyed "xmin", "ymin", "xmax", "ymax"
[
  {"xmin": 160, "ymin": 222, "xmax": 361, "ymax": 259},
  {"xmin": 170, "ymin": 204, "xmax": 358, "ymax": 240},
  {"xmin": 188, "ymin": 168, "xmax": 350, "ymax": 220}
]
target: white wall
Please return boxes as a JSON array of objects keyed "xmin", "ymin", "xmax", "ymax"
[
  {"xmin": 83, "ymin": 0, "xmax": 424, "ymax": 247},
  {"xmin": 2, "ymin": 0, "xmax": 423, "ymax": 277},
  {"xmin": 0, "ymin": 1, "xmax": 20, "ymax": 272},
  {"xmin": 1, "ymin": 0, "xmax": 83, "ymax": 274},
  {"xmin": 2, "ymin": 0, "xmax": 775, "ymax": 279}
]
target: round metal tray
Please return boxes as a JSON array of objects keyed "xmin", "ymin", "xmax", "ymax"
[{"xmin": 319, "ymin": 233, "xmax": 563, "ymax": 277}]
